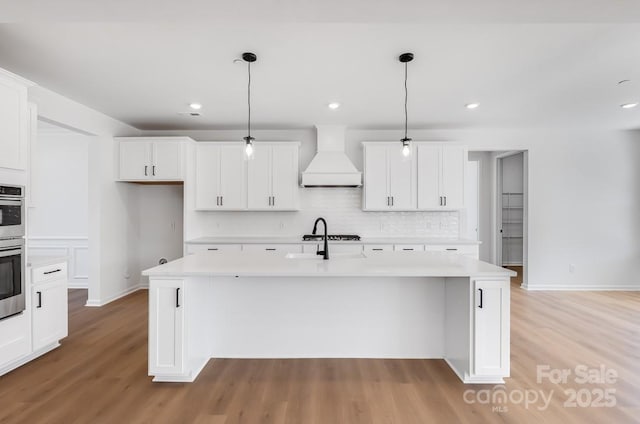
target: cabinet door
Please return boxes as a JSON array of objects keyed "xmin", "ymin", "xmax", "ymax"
[
  {"xmin": 473, "ymin": 280, "xmax": 510, "ymax": 377},
  {"xmin": 247, "ymin": 145, "xmax": 272, "ymax": 209},
  {"xmin": 363, "ymin": 145, "xmax": 389, "ymax": 210},
  {"xmin": 271, "ymin": 145, "xmax": 299, "ymax": 210},
  {"xmin": 441, "ymin": 146, "xmax": 466, "ymax": 209},
  {"xmin": 152, "ymin": 141, "xmax": 182, "ymax": 180},
  {"xmin": 195, "ymin": 144, "xmax": 221, "ymax": 210},
  {"xmin": 387, "ymin": 146, "xmax": 414, "ymax": 209},
  {"xmin": 0, "ymin": 77, "xmax": 27, "ymax": 170},
  {"xmin": 32, "ymin": 279, "xmax": 68, "ymax": 351},
  {"xmin": 149, "ymin": 280, "xmax": 185, "ymax": 376},
  {"xmin": 219, "ymin": 144, "xmax": 246, "ymax": 210},
  {"xmin": 417, "ymin": 145, "xmax": 441, "ymax": 209},
  {"xmin": 120, "ymin": 142, "xmax": 152, "ymax": 180}
]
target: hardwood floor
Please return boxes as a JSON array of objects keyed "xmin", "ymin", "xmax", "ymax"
[{"xmin": 0, "ymin": 281, "xmax": 639, "ymax": 423}]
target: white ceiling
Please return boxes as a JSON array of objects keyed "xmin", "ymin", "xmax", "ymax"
[{"xmin": 1, "ymin": 3, "xmax": 640, "ymax": 131}]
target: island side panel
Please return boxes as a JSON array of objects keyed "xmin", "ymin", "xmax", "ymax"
[
  {"xmin": 443, "ymin": 277, "xmax": 472, "ymax": 380},
  {"xmin": 207, "ymin": 276, "xmax": 446, "ymax": 358}
]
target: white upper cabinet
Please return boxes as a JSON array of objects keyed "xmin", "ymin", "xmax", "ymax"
[
  {"xmin": 118, "ymin": 137, "xmax": 189, "ymax": 182},
  {"xmin": 0, "ymin": 70, "xmax": 31, "ymax": 170},
  {"xmin": 247, "ymin": 143, "xmax": 299, "ymax": 210},
  {"xmin": 195, "ymin": 143, "xmax": 246, "ymax": 210},
  {"xmin": 362, "ymin": 143, "xmax": 415, "ymax": 211},
  {"xmin": 417, "ymin": 144, "xmax": 466, "ymax": 210}
]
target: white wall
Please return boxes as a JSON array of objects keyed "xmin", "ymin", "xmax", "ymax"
[
  {"xmin": 468, "ymin": 151, "xmax": 494, "ymax": 262},
  {"xmin": 502, "ymin": 153, "xmax": 524, "ymax": 194},
  {"xmin": 29, "ymin": 85, "xmax": 141, "ymax": 305},
  {"xmin": 29, "ymin": 125, "xmax": 89, "ymax": 236},
  {"xmin": 28, "ymin": 123, "xmax": 91, "ymax": 288},
  {"xmin": 137, "ymin": 185, "xmax": 184, "ymax": 287}
]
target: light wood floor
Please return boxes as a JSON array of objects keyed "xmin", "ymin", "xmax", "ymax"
[{"xmin": 0, "ymin": 275, "xmax": 639, "ymax": 423}]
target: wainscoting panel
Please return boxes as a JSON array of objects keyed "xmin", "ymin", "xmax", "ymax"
[{"xmin": 27, "ymin": 237, "xmax": 89, "ymax": 289}]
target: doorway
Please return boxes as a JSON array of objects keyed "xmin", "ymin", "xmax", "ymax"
[{"xmin": 496, "ymin": 151, "xmax": 528, "ymax": 287}]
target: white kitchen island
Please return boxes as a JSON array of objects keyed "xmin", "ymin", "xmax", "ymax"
[{"xmin": 143, "ymin": 251, "xmax": 516, "ymax": 384}]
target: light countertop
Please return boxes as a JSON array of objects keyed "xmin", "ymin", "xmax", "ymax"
[
  {"xmin": 143, "ymin": 251, "xmax": 513, "ymax": 278},
  {"xmin": 185, "ymin": 236, "xmax": 481, "ymax": 245},
  {"xmin": 27, "ymin": 255, "xmax": 69, "ymax": 268}
]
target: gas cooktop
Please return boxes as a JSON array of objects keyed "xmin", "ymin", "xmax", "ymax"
[{"xmin": 302, "ymin": 234, "xmax": 361, "ymax": 241}]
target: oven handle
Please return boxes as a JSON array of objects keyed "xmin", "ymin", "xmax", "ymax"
[
  {"xmin": 0, "ymin": 247, "xmax": 23, "ymax": 257},
  {"xmin": 0, "ymin": 199, "xmax": 22, "ymax": 206}
]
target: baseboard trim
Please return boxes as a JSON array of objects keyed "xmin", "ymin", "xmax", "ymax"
[
  {"xmin": 0, "ymin": 342, "xmax": 60, "ymax": 377},
  {"xmin": 522, "ymin": 283, "xmax": 640, "ymax": 291},
  {"xmin": 85, "ymin": 284, "xmax": 146, "ymax": 307}
]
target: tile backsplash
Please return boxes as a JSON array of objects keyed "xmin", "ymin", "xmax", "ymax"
[{"xmin": 191, "ymin": 188, "xmax": 460, "ymax": 239}]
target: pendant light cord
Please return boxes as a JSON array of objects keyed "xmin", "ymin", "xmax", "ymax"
[
  {"xmin": 403, "ymin": 61, "xmax": 409, "ymax": 141},
  {"xmin": 247, "ymin": 61, "xmax": 252, "ymax": 140}
]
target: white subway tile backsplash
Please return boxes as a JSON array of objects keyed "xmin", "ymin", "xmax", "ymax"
[{"xmin": 192, "ymin": 188, "xmax": 459, "ymax": 238}]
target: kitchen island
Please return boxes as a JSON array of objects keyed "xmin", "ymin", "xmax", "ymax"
[{"xmin": 143, "ymin": 251, "xmax": 515, "ymax": 384}]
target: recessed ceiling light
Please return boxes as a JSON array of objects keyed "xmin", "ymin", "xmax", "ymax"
[
  {"xmin": 328, "ymin": 102, "xmax": 341, "ymax": 110},
  {"xmin": 465, "ymin": 103, "xmax": 480, "ymax": 109},
  {"xmin": 189, "ymin": 103, "xmax": 202, "ymax": 110},
  {"xmin": 621, "ymin": 103, "xmax": 638, "ymax": 109}
]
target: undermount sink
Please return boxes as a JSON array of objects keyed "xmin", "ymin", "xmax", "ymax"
[{"xmin": 285, "ymin": 252, "xmax": 367, "ymax": 260}]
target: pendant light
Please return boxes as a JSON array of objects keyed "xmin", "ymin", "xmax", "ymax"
[
  {"xmin": 242, "ymin": 52, "xmax": 257, "ymax": 159},
  {"xmin": 399, "ymin": 52, "xmax": 414, "ymax": 158}
]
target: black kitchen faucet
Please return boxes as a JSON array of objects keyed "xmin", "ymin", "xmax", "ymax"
[{"xmin": 312, "ymin": 217, "xmax": 329, "ymax": 260}]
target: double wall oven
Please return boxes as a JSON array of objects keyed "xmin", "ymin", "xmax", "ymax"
[{"xmin": 0, "ymin": 185, "xmax": 25, "ymax": 321}]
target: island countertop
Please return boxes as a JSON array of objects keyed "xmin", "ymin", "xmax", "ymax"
[{"xmin": 143, "ymin": 251, "xmax": 515, "ymax": 278}]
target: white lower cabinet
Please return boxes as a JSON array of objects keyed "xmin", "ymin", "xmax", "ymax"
[
  {"xmin": 186, "ymin": 244, "xmax": 242, "ymax": 255},
  {"xmin": 425, "ymin": 244, "xmax": 479, "ymax": 259},
  {"xmin": 0, "ymin": 313, "xmax": 30, "ymax": 369},
  {"xmin": 149, "ymin": 279, "xmax": 185, "ymax": 376},
  {"xmin": 394, "ymin": 244, "xmax": 425, "ymax": 252},
  {"xmin": 472, "ymin": 279, "xmax": 510, "ymax": 378},
  {"xmin": 363, "ymin": 244, "xmax": 393, "ymax": 253},
  {"xmin": 242, "ymin": 244, "xmax": 303, "ymax": 254},
  {"xmin": 32, "ymin": 278, "xmax": 68, "ymax": 351}
]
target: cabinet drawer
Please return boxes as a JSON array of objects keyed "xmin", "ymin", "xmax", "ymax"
[
  {"xmin": 185, "ymin": 244, "xmax": 242, "ymax": 255},
  {"xmin": 363, "ymin": 244, "xmax": 393, "ymax": 253},
  {"xmin": 425, "ymin": 244, "xmax": 479, "ymax": 258},
  {"xmin": 32, "ymin": 262, "xmax": 67, "ymax": 285},
  {"xmin": 242, "ymin": 244, "xmax": 303, "ymax": 254},
  {"xmin": 393, "ymin": 244, "xmax": 425, "ymax": 252}
]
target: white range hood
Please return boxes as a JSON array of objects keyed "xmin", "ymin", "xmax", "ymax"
[{"xmin": 301, "ymin": 125, "xmax": 362, "ymax": 187}]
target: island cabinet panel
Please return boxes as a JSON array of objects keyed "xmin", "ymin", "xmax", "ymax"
[
  {"xmin": 118, "ymin": 137, "xmax": 187, "ymax": 182},
  {"xmin": 472, "ymin": 279, "xmax": 510, "ymax": 378},
  {"xmin": 149, "ymin": 280, "xmax": 186, "ymax": 376},
  {"xmin": 362, "ymin": 143, "xmax": 415, "ymax": 211},
  {"xmin": 195, "ymin": 143, "xmax": 246, "ymax": 210},
  {"xmin": 247, "ymin": 143, "xmax": 299, "ymax": 211},
  {"xmin": 417, "ymin": 144, "xmax": 466, "ymax": 210}
]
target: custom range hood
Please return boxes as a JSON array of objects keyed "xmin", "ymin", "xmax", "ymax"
[{"xmin": 301, "ymin": 125, "xmax": 362, "ymax": 187}]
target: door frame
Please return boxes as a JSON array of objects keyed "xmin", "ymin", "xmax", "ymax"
[{"xmin": 493, "ymin": 151, "xmax": 529, "ymax": 288}]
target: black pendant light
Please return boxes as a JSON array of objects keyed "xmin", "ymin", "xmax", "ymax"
[
  {"xmin": 399, "ymin": 52, "xmax": 414, "ymax": 157},
  {"xmin": 242, "ymin": 52, "xmax": 257, "ymax": 159}
]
